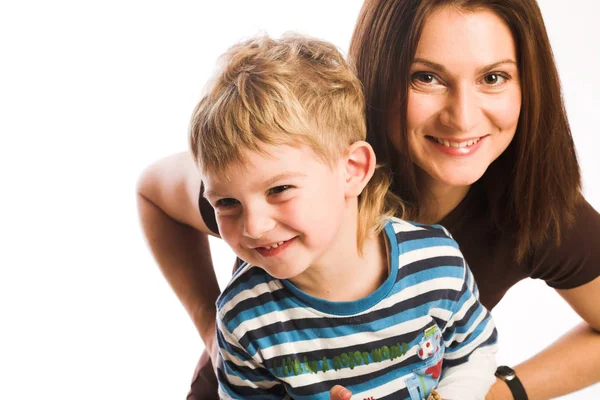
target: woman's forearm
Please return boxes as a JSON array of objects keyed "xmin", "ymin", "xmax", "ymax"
[
  {"xmin": 487, "ymin": 322, "xmax": 600, "ymax": 399},
  {"xmin": 137, "ymin": 192, "xmax": 221, "ymax": 344}
]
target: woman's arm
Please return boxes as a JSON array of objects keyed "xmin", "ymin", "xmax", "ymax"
[
  {"xmin": 486, "ymin": 276, "xmax": 600, "ymax": 400},
  {"xmin": 136, "ymin": 151, "xmax": 221, "ymax": 359}
]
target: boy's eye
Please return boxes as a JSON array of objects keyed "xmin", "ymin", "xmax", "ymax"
[
  {"xmin": 215, "ymin": 198, "xmax": 239, "ymax": 208},
  {"xmin": 268, "ymin": 185, "xmax": 292, "ymax": 195}
]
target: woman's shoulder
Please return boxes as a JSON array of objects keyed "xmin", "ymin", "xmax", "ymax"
[
  {"xmin": 138, "ymin": 151, "xmax": 216, "ymax": 235},
  {"xmin": 529, "ymin": 197, "xmax": 600, "ymax": 289},
  {"xmin": 571, "ymin": 197, "xmax": 600, "ymax": 230}
]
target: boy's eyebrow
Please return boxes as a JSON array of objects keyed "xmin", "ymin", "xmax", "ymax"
[
  {"xmin": 411, "ymin": 58, "xmax": 517, "ymax": 75},
  {"xmin": 262, "ymin": 171, "xmax": 307, "ymax": 187},
  {"xmin": 202, "ymin": 188, "xmax": 218, "ymax": 200},
  {"xmin": 202, "ymin": 171, "xmax": 307, "ymax": 199}
]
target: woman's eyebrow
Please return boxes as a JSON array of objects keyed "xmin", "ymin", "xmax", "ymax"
[
  {"xmin": 412, "ymin": 58, "xmax": 447, "ymax": 73},
  {"xmin": 475, "ymin": 59, "xmax": 517, "ymax": 75},
  {"xmin": 411, "ymin": 58, "xmax": 517, "ymax": 75}
]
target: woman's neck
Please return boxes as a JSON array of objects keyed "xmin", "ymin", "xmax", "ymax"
[{"xmin": 418, "ymin": 179, "xmax": 471, "ymax": 224}]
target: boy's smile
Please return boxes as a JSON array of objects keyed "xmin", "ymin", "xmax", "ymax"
[
  {"xmin": 252, "ymin": 237, "xmax": 297, "ymax": 258},
  {"xmin": 202, "ymin": 142, "xmax": 359, "ymax": 290}
]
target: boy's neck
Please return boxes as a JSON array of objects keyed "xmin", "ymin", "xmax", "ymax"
[{"xmin": 288, "ymin": 226, "xmax": 389, "ymax": 303}]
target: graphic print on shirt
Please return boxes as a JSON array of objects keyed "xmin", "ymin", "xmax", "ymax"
[
  {"xmin": 406, "ymin": 325, "xmax": 444, "ymax": 400},
  {"xmin": 267, "ymin": 341, "xmax": 411, "ymax": 377}
]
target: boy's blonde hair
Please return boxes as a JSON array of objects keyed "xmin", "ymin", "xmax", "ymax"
[{"xmin": 189, "ymin": 33, "xmax": 403, "ymax": 250}]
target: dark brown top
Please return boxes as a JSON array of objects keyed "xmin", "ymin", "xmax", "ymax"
[
  {"xmin": 199, "ymin": 182, "xmax": 600, "ymax": 310},
  {"xmin": 437, "ymin": 183, "xmax": 600, "ymax": 309}
]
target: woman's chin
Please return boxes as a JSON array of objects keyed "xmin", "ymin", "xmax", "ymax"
[
  {"xmin": 441, "ymin": 174, "xmax": 481, "ymax": 187},
  {"xmin": 414, "ymin": 158, "xmax": 490, "ymax": 191},
  {"xmin": 421, "ymin": 167, "xmax": 486, "ymax": 191}
]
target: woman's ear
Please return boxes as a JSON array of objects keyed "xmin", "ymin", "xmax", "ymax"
[{"xmin": 343, "ymin": 141, "xmax": 376, "ymax": 198}]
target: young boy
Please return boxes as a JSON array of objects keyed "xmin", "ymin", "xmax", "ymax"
[{"xmin": 189, "ymin": 34, "xmax": 497, "ymax": 400}]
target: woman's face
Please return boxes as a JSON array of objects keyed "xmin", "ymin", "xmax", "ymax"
[{"xmin": 397, "ymin": 6, "xmax": 521, "ymax": 192}]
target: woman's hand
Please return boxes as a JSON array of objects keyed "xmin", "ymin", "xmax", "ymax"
[
  {"xmin": 486, "ymin": 277, "xmax": 600, "ymax": 399},
  {"xmin": 329, "ymin": 385, "xmax": 352, "ymax": 400},
  {"xmin": 484, "ymin": 378, "xmax": 512, "ymax": 400}
]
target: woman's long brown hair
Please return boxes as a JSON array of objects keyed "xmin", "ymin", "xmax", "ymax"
[{"xmin": 349, "ymin": 0, "xmax": 581, "ymax": 261}]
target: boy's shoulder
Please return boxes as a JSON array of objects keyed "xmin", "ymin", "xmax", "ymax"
[
  {"xmin": 387, "ymin": 217, "xmax": 457, "ymax": 243},
  {"xmin": 216, "ymin": 264, "xmax": 298, "ymax": 342},
  {"xmin": 386, "ymin": 217, "xmax": 465, "ymax": 266},
  {"xmin": 386, "ymin": 217, "xmax": 468, "ymax": 285},
  {"xmin": 215, "ymin": 262, "xmax": 281, "ymax": 312}
]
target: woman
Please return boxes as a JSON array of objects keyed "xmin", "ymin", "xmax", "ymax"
[
  {"xmin": 332, "ymin": 0, "xmax": 600, "ymax": 399},
  {"xmin": 136, "ymin": 0, "xmax": 600, "ymax": 399}
]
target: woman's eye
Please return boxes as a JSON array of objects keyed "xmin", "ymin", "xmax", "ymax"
[
  {"xmin": 215, "ymin": 198, "xmax": 239, "ymax": 208},
  {"xmin": 483, "ymin": 73, "xmax": 508, "ymax": 86},
  {"xmin": 411, "ymin": 72, "xmax": 440, "ymax": 85},
  {"xmin": 268, "ymin": 185, "xmax": 292, "ymax": 195}
]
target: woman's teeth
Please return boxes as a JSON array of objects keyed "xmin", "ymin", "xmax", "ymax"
[{"xmin": 432, "ymin": 136, "xmax": 481, "ymax": 148}]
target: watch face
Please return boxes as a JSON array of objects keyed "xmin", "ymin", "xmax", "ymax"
[{"xmin": 496, "ymin": 365, "xmax": 516, "ymax": 379}]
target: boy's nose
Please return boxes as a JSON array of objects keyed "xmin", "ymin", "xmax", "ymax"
[{"xmin": 242, "ymin": 209, "xmax": 276, "ymax": 239}]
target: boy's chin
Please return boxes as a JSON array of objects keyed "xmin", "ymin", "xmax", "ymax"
[{"xmin": 257, "ymin": 262, "xmax": 313, "ymax": 281}]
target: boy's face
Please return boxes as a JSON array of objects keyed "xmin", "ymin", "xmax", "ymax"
[{"xmin": 203, "ymin": 143, "xmax": 354, "ymax": 280}]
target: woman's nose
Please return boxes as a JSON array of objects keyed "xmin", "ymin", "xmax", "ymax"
[{"xmin": 440, "ymin": 85, "xmax": 480, "ymax": 134}]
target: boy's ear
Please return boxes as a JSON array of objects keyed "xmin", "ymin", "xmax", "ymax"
[{"xmin": 343, "ymin": 141, "xmax": 376, "ymax": 198}]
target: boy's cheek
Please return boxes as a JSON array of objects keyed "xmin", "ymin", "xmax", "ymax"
[{"xmin": 217, "ymin": 223, "xmax": 238, "ymax": 247}]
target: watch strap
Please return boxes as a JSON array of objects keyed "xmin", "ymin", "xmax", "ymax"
[{"xmin": 495, "ymin": 366, "xmax": 528, "ymax": 400}]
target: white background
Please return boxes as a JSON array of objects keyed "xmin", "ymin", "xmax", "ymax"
[{"xmin": 1, "ymin": 1, "xmax": 599, "ymax": 399}]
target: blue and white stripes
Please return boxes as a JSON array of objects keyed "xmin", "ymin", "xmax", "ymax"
[{"xmin": 216, "ymin": 218, "xmax": 497, "ymax": 400}]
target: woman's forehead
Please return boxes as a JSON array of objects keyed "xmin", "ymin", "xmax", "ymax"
[{"xmin": 415, "ymin": 7, "xmax": 517, "ymax": 73}]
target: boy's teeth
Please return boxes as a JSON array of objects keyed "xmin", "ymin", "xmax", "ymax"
[
  {"xmin": 433, "ymin": 137, "xmax": 480, "ymax": 148},
  {"xmin": 264, "ymin": 241, "xmax": 285, "ymax": 250}
]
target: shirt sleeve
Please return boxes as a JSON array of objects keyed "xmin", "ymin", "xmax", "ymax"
[
  {"xmin": 529, "ymin": 198, "xmax": 600, "ymax": 289},
  {"xmin": 436, "ymin": 348, "xmax": 496, "ymax": 400},
  {"xmin": 216, "ymin": 315, "xmax": 288, "ymax": 400},
  {"xmin": 436, "ymin": 259, "xmax": 498, "ymax": 400},
  {"xmin": 199, "ymin": 180, "xmax": 219, "ymax": 235}
]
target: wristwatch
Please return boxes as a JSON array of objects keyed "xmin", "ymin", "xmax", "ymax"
[{"xmin": 495, "ymin": 365, "xmax": 529, "ymax": 400}]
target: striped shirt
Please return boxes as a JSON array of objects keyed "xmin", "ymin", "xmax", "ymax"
[{"xmin": 216, "ymin": 218, "xmax": 498, "ymax": 400}]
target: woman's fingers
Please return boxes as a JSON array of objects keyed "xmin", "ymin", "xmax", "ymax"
[{"xmin": 329, "ymin": 385, "xmax": 353, "ymax": 400}]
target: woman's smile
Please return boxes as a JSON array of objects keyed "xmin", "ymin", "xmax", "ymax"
[{"xmin": 426, "ymin": 134, "xmax": 488, "ymax": 156}]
